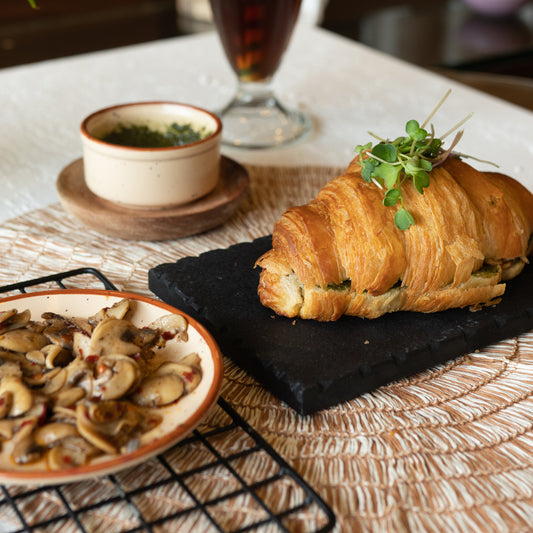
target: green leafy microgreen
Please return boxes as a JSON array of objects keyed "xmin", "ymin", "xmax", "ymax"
[
  {"xmin": 371, "ymin": 143, "xmax": 397, "ymax": 163},
  {"xmin": 383, "ymin": 188, "xmax": 401, "ymax": 207},
  {"xmin": 395, "ymin": 208, "xmax": 415, "ymax": 231},
  {"xmin": 413, "ymin": 171, "xmax": 430, "ymax": 194},
  {"xmin": 374, "ymin": 162, "xmax": 401, "ymax": 190},
  {"xmin": 353, "ymin": 89, "xmax": 485, "ymax": 231}
]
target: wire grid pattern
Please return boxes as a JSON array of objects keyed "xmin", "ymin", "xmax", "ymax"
[{"xmin": 0, "ymin": 269, "xmax": 335, "ymax": 533}]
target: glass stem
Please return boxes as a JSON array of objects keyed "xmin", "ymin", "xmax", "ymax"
[{"xmin": 225, "ymin": 79, "xmax": 278, "ymax": 111}]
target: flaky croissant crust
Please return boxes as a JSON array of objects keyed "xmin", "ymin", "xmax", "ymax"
[{"xmin": 256, "ymin": 157, "xmax": 533, "ymax": 321}]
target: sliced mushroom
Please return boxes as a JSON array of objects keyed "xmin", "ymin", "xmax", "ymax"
[
  {"xmin": 11, "ymin": 418, "xmax": 43, "ymax": 465},
  {"xmin": 24, "ymin": 366, "xmax": 62, "ymax": 387},
  {"xmin": 26, "ymin": 349, "xmax": 46, "ymax": 366},
  {"xmin": 0, "ymin": 376, "xmax": 34, "ymax": 417},
  {"xmin": 89, "ymin": 318, "xmax": 143, "ymax": 357},
  {"xmin": 0, "ymin": 359, "xmax": 22, "ymax": 380},
  {"xmin": 180, "ymin": 352, "xmax": 201, "ymax": 367},
  {"xmin": 0, "ymin": 419, "xmax": 16, "ymax": 440},
  {"xmin": 64, "ymin": 356, "xmax": 93, "ymax": 385},
  {"xmin": 76, "ymin": 403, "xmax": 117, "ymax": 455},
  {"xmin": 0, "ymin": 309, "xmax": 18, "ymax": 325},
  {"xmin": 159, "ymin": 359, "xmax": 202, "ymax": 393},
  {"xmin": 40, "ymin": 368, "xmax": 68, "ymax": 395},
  {"xmin": 0, "ymin": 329, "xmax": 48, "ymax": 353},
  {"xmin": 53, "ymin": 405, "xmax": 79, "ymax": 420},
  {"xmin": 34, "ymin": 422, "xmax": 79, "ymax": 447},
  {"xmin": 149, "ymin": 314, "xmax": 188, "ymax": 345},
  {"xmin": 131, "ymin": 372, "xmax": 185, "ymax": 407},
  {"xmin": 46, "ymin": 436, "xmax": 99, "ymax": 470},
  {"xmin": 93, "ymin": 354, "xmax": 141, "ymax": 400},
  {"xmin": 42, "ymin": 344, "xmax": 74, "ymax": 368},
  {"xmin": 72, "ymin": 331, "xmax": 92, "ymax": 358},
  {"xmin": 1, "ymin": 349, "xmax": 41, "ymax": 377},
  {"xmin": 41, "ymin": 314, "xmax": 76, "ymax": 349},
  {"xmin": 0, "ymin": 309, "xmax": 31, "ymax": 332},
  {"xmin": 136, "ymin": 327, "xmax": 159, "ymax": 349},
  {"xmin": 89, "ymin": 299, "xmax": 132, "ymax": 326},
  {"xmin": 76, "ymin": 401, "xmax": 142, "ymax": 455},
  {"xmin": 0, "ymin": 391, "xmax": 12, "ymax": 418},
  {"xmin": 68, "ymin": 317, "xmax": 93, "ymax": 336},
  {"xmin": 47, "ymin": 443, "xmax": 77, "ymax": 470},
  {"xmin": 54, "ymin": 386, "xmax": 86, "ymax": 407}
]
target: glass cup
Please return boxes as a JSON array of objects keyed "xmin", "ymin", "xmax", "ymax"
[{"xmin": 209, "ymin": 0, "xmax": 312, "ymax": 148}]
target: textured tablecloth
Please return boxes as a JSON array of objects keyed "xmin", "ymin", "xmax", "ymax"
[
  {"xmin": 0, "ymin": 164, "xmax": 531, "ymax": 532},
  {"xmin": 1, "ymin": 27, "xmax": 533, "ymax": 225}
]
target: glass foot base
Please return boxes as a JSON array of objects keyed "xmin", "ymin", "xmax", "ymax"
[{"xmin": 217, "ymin": 95, "xmax": 312, "ymax": 149}]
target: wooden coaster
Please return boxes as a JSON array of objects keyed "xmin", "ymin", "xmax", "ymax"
[{"xmin": 56, "ymin": 156, "xmax": 249, "ymax": 241}]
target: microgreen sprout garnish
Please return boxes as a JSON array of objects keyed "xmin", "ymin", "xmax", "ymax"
[{"xmin": 354, "ymin": 90, "xmax": 478, "ymax": 230}]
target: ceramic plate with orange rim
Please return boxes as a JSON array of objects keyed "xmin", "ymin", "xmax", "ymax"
[{"xmin": 0, "ymin": 289, "xmax": 223, "ymax": 485}]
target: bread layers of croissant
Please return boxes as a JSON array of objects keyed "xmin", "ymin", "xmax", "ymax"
[{"xmin": 256, "ymin": 157, "xmax": 533, "ymax": 321}]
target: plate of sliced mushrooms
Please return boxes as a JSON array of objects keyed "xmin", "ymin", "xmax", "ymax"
[{"xmin": 0, "ymin": 289, "xmax": 223, "ymax": 485}]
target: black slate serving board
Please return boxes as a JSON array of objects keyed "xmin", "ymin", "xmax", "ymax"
[{"xmin": 148, "ymin": 236, "xmax": 533, "ymax": 415}]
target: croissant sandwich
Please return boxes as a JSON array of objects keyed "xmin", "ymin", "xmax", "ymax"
[{"xmin": 256, "ymin": 106, "xmax": 533, "ymax": 322}]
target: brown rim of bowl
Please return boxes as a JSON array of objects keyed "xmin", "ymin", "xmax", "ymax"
[
  {"xmin": 0, "ymin": 288, "xmax": 224, "ymax": 484},
  {"xmin": 80, "ymin": 101, "xmax": 223, "ymax": 152}
]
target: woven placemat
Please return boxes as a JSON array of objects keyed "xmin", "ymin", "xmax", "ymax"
[{"xmin": 0, "ymin": 165, "xmax": 532, "ymax": 532}]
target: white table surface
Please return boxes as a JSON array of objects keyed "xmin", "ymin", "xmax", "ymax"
[{"xmin": 0, "ymin": 25, "xmax": 532, "ymax": 224}]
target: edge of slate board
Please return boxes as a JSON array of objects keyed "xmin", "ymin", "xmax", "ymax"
[{"xmin": 148, "ymin": 236, "xmax": 533, "ymax": 415}]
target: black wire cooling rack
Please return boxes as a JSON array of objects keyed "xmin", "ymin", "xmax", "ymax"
[{"xmin": 0, "ymin": 268, "xmax": 335, "ymax": 533}]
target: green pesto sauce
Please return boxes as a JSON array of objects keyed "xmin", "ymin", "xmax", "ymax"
[{"xmin": 101, "ymin": 122, "xmax": 211, "ymax": 148}]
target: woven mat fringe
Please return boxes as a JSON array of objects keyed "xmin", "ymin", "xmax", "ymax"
[{"xmin": 0, "ymin": 165, "xmax": 532, "ymax": 532}]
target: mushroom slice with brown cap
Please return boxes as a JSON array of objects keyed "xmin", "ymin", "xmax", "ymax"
[
  {"xmin": 41, "ymin": 313, "xmax": 93, "ymax": 345},
  {"xmin": 0, "ymin": 329, "xmax": 48, "ymax": 353},
  {"xmin": 41, "ymin": 314, "xmax": 72, "ymax": 347},
  {"xmin": 0, "ymin": 376, "xmax": 34, "ymax": 417},
  {"xmin": 93, "ymin": 354, "xmax": 141, "ymax": 400},
  {"xmin": 148, "ymin": 314, "xmax": 189, "ymax": 345},
  {"xmin": 0, "ymin": 309, "xmax": 31, "ymax": 332},
  {"xmin": 89, "ymin": 318, "xmax": 143, "ymax": 357},
  {"xmin": 68, "ymin": 317, "xmax": 93, "ymax": 336}
]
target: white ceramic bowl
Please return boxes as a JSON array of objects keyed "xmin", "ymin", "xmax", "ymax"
[
  {"xmin": 0, "ymin": 289, "xmax": 223, "ymax": 485},
  {"xmin": 80, "ymin": 102, "xmax": 222, "ymax": 209}
]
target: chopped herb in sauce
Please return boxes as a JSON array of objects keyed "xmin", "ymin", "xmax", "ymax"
[{"xmin": 101, "ymin": 122, "xmax": 211, "ymax": 148}]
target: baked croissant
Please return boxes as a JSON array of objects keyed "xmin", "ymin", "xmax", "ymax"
[{"xmin": 256, "ymin": 157, "xmax": 533, "ymax": 321}]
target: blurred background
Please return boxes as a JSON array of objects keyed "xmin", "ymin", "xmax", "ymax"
[{"xmin": 1, "ymin": 0, "xmax": 532, "ymax": 107}]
